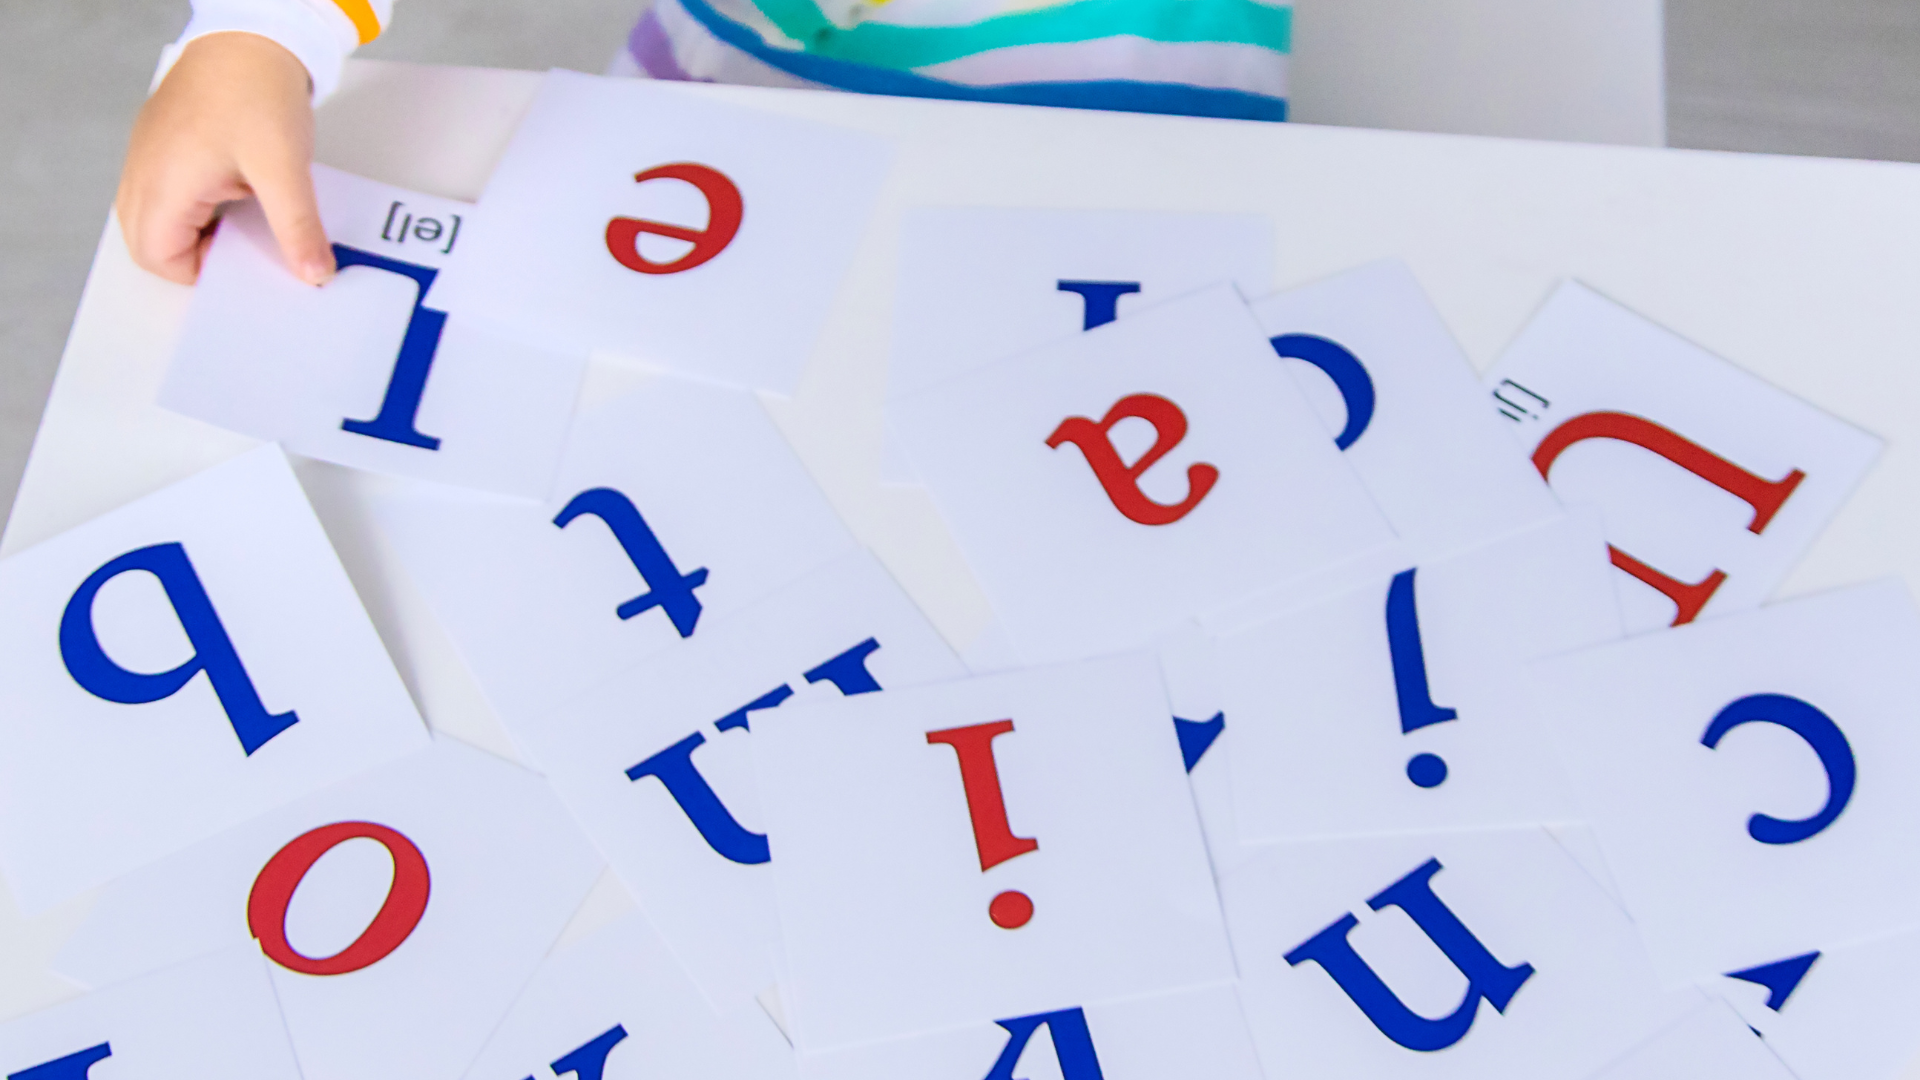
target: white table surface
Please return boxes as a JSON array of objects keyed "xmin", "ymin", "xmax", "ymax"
[{"xmin": 6, "ymin": 59, "xmax": 1920, "ymax": 1064}]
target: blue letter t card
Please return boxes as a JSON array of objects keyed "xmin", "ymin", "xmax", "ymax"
[{"xmin": 751, "ymin": 655, "xmax": 1233, "ymax": 1052}]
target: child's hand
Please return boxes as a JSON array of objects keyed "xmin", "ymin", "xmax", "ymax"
[{"xmin": 117, "ymin": 31, "xmax": 334, "ymax": 286}]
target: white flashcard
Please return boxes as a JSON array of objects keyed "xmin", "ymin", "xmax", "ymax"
[
  {"xmin": 460, "ymin": 910, "xmax": 795, "ymax": 1080},
  {"xmin": 1252, "ymin": 261, "xmax": 1562, "ymax": 558},
  {"xmin": 881, "ymin": 207, "xmax": 1273, "ymax": 483},
  {"xmin": 427, "ymin": 70, "xmax": 892, "ymax": 394},
  {"xmin": 0, "ymin": 445, "xmax": 427, "ymax": 912},
  {"xmin": 1536, "ymin": 579, "xmax": 1920, "ymax": 987},
  {"xmin": 0, "ymin": 947, "xmax": 303, "ymax": 1080},
  {"xmin": 892, "ymin": 285, "xmax": 1396, "ymax": 666},
  {"xmin": 753, "ymin": 655, "xmax": 1234, "ymax": 1052},
  {"xmin": 162, "ymin": 166, "xmax": 587, "ymax": 499},
  {"xmin": 798, "ymin": 982, "xmax": 1263, "ymax": 1080},
  {"xmin": 509, "ymin": 549, "xmax": 967, "ymax": 1009},
  {"xmin": 370, "ymin": 376, "xmax": 859, "ymax": 732},
  {"xmin": 1711, "ymin": 927, "xmax": 1920, "ymax": 1080},
  {"xmin": 1219, "ymin": 512, "xmax": 1617, "ymax": 844},
  {"xmin": 1220, "ymin": 827, "xmax": 1693, "ymax": 1080},
  {"xmin": 54, "ymin": 737, "xmax": 604, "ymax": 1080},
  {"xmin": 1590, "ymin": 1000, "xmax": 1795, "ymax": 1080},
  {"xmin": 1484, "ymin": 281, "xmax": 1881, "ymax": 632},
  {"xmin": 1154, "ymin": 625, "xmax": 1247, "ymax": 878}
]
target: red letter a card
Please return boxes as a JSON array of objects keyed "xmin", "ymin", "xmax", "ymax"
[
  {"xmin": 426, "ymin": 70, "xmax": 891, "ymax": 394},
  {"xmin": 751, "ymin": 655, "xmax": 1234, "ymax": 1052},
  {"xmin": 52, "ymin": 738, "xmax": 603, "ymax": 1080},
  {"xmin": 1484, "ymin": 282, "xmax": 1880, "ymax": 632},
  {"xmin": 891, "ymin": 285, "xmax": 1395, "ymax": 666}
]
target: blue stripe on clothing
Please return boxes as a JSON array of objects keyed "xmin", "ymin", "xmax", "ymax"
[{"xmin": 668, "ymin": 0, "xmax": 1288, "ymax": 121}]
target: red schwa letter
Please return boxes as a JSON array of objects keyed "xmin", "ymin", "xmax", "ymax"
[
  {"xmin": 1532, "ymin": 410, "xmax": 1806, "ymax": 626},
  {"xmin": 1047, "ymin": 393, "xmax": 1219, "ymax": 526},
  {"xmin": 926, "ymin": 721, "xmax": 1038, "ymax": 871},
  {"xmin": 604, "ymin": 164, "xmax": 744, "ymax": 275},
  {"xmin": 247, "ymin": 821, "xmax": 432, "ymax": 976}
]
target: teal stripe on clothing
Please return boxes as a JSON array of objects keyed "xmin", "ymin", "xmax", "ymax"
[{"xmin": 749, "ymin": 0, "xmax": 1290, "ymax": 70}]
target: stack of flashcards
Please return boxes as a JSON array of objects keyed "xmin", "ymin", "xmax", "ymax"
[{"xmin": 7, "ymin": 66, "xmax": 1917, "ymax": 1080}]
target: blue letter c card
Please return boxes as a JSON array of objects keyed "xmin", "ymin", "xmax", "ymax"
[
  {"xmin": 751, "ymin": 655, "xmax": 1233, "ymax": 1052},
  {"xmin": 0, "ymin": 445, "xmax": 428, "ymax": 911},
  {"xmin": 1535, "ymin": 579, "xmax": 1920, "ymax": 987}
]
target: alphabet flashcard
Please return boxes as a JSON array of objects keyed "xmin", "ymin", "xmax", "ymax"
[
  {"xmin": 369, "ymin": 376, "xmax": 859, "ymax": 732},
  {"xmin": 424, "ymin": 70, "xmax": 891, "ymax": 394},
  {"xmin": 460, "ymin": 910, "xmax": 795, "ymax": 1080},
  {"xmin": 1534, "ymin": 579, "xmax": 1920, "ymax": 988},
  {"xmin": 52, "ymin": 737, "xmax": 604, "ymax": 1080},
  {"xmin": 161, "ymin": 166, "xmax": 587, "ymax": 499},
  {"xmin": 0, "ymin": 445, "xmax": 428, "ymax": 912},
  {"xmin": 506, "ymin": 550, "xmax": 967, "ymax": 1009},
  {"xmin": 1218, "ymin": 512, "xmax": 1618, "ymax": 844},
  {"xmin": 1252, "ymin": 261, "xmax": 1563, "ymax": 559},
  {"xmin": 891, "ymin": 285, "xmax": 1396, "ymax": 666},
  {"xmin": 1483, "ymin": 282, "xmax": 1881, "ymax": 632},
  {"xmin": 796, "ymin": 982, "xmax": 1264, "ymax": 1080},
  {"xmin": 1710, "ymin": 926, "xmax": 1920, "ymax": 1080},
  {"xmin": 0, "ymin": 946, "xmax": 303, "ymax": 1080},
  {"xmin": 1219, "ymin": 827, "xmax": 1694, "ymax": 1080},
  {"xmin": 1589, "ymin": 1001, "xmax": 1796, "ymax": 1080},
  {"xmin": 881, "ymin": 206, "xmax": 1274, "ymax": 483},
  {"xmin": 751, "ymin": 655, "xmax": 1234, "ymax": 1052}
]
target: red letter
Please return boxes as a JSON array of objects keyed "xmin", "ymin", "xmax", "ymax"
[
  {"xmin": 247, "ymin": 821, "xmax": 432, "ymax": 976},
  {"xmin": 1047, "ymin": 393, "xmax": 1219, "ymax": 526},
  {"xmin": 926, "ymin": 720, "xmax": 1038, "ymax": 871},
  {"xmin": 1532, "ymin": 411, "xmax": 1805, "ymax": 626},
  {"xmin": 604, "ymin": 164, "xmax": 743, "ymax": 275}
]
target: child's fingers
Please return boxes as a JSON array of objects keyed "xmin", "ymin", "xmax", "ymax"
[
  {"xmin": 247, "ymin": 150, "xmax": 334, "ymax": 287},
  {"xmin": 117, "ymin": 181, "xmax": 220, "ymax": 286}
]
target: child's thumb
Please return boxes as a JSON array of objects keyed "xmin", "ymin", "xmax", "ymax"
[{"xmin": 251, "ymin": 158, "xmax": 335, "ymax": 286}]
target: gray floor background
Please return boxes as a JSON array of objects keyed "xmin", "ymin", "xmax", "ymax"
[{"xmin": 2, "ymin": 0, "xmax": 1917, "ymax": 532}]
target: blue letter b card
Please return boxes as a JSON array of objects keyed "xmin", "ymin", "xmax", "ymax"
[{"xmin": 0, "ymin": 445, "xmax": 428, "ymax": 912}]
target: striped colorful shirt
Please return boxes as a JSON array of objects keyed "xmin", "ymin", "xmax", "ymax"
[{"xmin": 178, "ymin": 0, "xmax": 1288, "ymax": 120}]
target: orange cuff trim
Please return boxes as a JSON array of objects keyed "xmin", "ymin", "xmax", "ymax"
[{"xmin": 331, "ymin": 0, "xmax": 382, "ymax": 44}]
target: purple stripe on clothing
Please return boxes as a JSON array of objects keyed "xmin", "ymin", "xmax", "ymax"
[{"xmin": 628, "ymin": 9, "xmax": 698, "ymax": 81}]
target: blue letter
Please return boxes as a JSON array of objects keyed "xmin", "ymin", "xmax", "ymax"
[
  {"xmin": 1726, "ymin": 952, "xmax": 1820, "ymax": 1012},
  {"xmin": 60, "ymin": 543, "xmax": 297, "ymax": 755},
  {"xmin": 1703, "ymin": 693, "xmax": 1855, "ymax": 845},
  {"xmin": 803, "ymin": 638, "xmax": 883, "ymax": 695},
  {"xmin": 625, "ymin": 733, "xmax": 768, "ymax": 864},
  {"xmin": 1271, "ymin": 334, "xmax": 1375, "ymax": 450},
  {"xmin": 1057, "ymin": 280, "xmax": 1141, "ymax": 330},
  {"xmin": 335, "ymin": 245, "xmax": 446, "ymax": 451},
  {"xmin": 1385, "ymin": 568, "xmax": 1457, "ymax": 788},
  {"xmin": 554, "ymin": 488, "xmax": 710, "ymax": 637},
  {"xmin": 1285, "ymin": 858, "xmax": 1534, "ymax": 1052},
  {"xmin": 713, "ymin": 685, "xmax": 796, "ymax": 733},
  {"xmin": 1173, "ymin": 712, "xmax": 1225, "ymax": 772},
  {"xmin": 9, "ymin": 1043, "xmax": 110, "ymax": 1080},
  {"xmin": 984, "ymin": 1008, "xmax": 1106, "ymax": 1080},
  {"xmin": 546, "ymin": 1025, "xmax": 626, "ymax": 1080}
]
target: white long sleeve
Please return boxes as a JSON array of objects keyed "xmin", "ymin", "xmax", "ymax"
[{"xmin": 169, "ymin": 0, "xmax": 394, "ymax": 102}]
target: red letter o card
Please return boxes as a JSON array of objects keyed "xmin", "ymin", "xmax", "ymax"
[{"xmin": 53, "ymin": 739, "xmax": 603, "ymax": 1080}]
